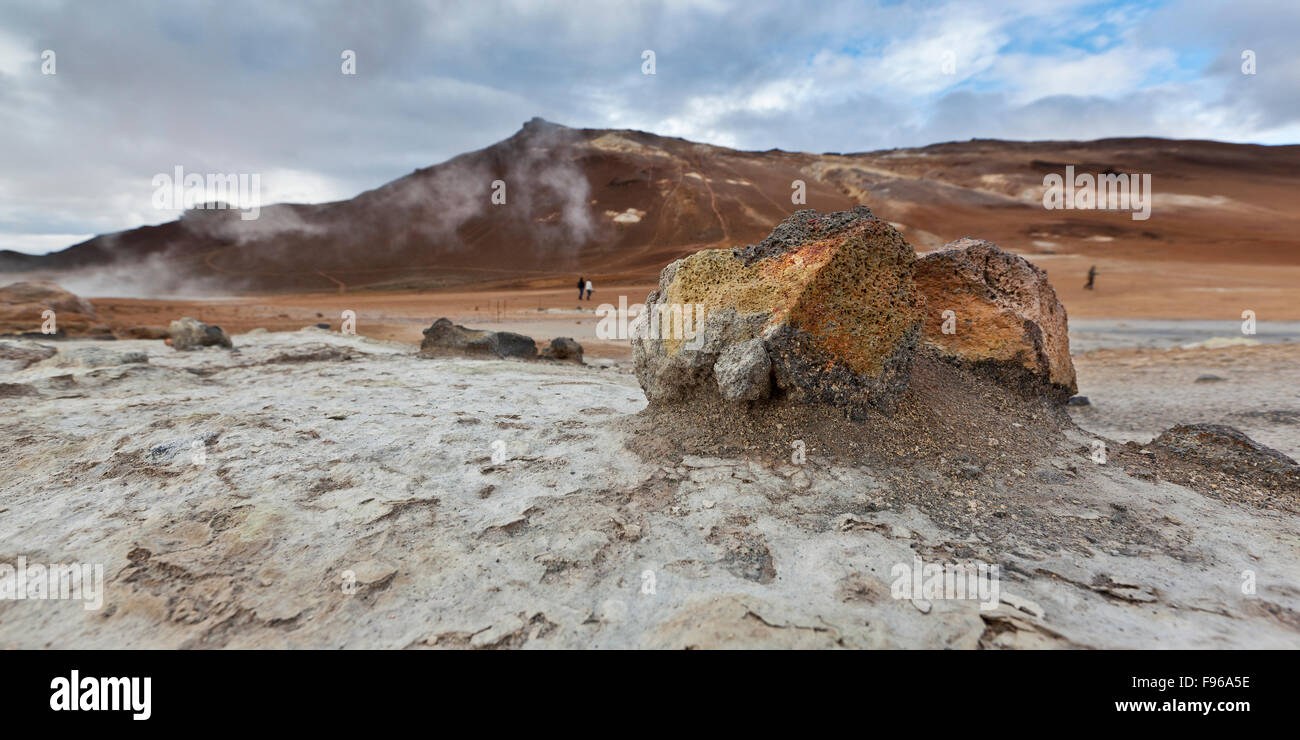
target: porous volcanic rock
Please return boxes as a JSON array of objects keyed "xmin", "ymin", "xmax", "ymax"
[
  {"xmin": 168, "ymin": 317, "xmax": 233, "ymax": 350},
  {"xmin": 0, "ymin": 281, "xmax": 113, "ymax": 339},
  {"xmin": 633, "ymin": 206, "xmax": 922, "ymax": 413},
  {"xmin": 914, "ymin": 237, "xmax": 1076, "ymax": 400},
  {"xmin": 419, "ymin": 318, "xmax": 537, "ymax": 360}
]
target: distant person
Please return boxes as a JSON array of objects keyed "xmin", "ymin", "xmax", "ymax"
[
  {"xmin": 577, "ymin": 276, "xmax": 585, "ymax": 301},
  {"xmin": 585, "ymin": 279, "xmax": 593, "ymax": 301},
  {"xmin": 1085, "ymin": 265, "xmax": 1097, "ymax": 290}
]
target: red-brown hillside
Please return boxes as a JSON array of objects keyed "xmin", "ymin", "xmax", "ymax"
[{"xmin": 4, "ymin": 119, "xmax": 1298, "ymax": 294}]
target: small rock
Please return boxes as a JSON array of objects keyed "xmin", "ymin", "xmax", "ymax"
[
  {"xmin": 169, "ymin": 317, "xmax": 233, "ymax": 350},
  {"xmin": 540, "ymin": 336, "xmax": 584, "ymax": 364},
  {"xmin": 712, "ymin": 337, "xmax": 771, "ymax": 402},
  {"xmin": 1148, "ymin": 423, "xmax": 1300, "ymax": 490},
  {"xmin": 419, "ymin": 318, "xmax": 537, "ymax": 360},
  {"xmin": 0, "ymin": 280, "xmax": 114, "ymax": 338}
]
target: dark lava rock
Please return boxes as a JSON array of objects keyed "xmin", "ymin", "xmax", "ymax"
[
  {"xmin": 419, "ymin": 318, "xmax": 537, "ymax": 360},
  {"xmin": 540, "ymin": 337, "xmax": 584, "ymax": 364},
  {"xmin": 731, "ymin": 205, "xmax": 877, "ymax": 266},
  {"xmin": 1148, "ymin": 423, "xmax": 1299, "ymax": 492}
]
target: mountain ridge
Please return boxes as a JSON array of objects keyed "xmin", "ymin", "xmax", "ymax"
[{"xmin": 5, "ymin": 118, "xmax": 1299, "ymax": 294}]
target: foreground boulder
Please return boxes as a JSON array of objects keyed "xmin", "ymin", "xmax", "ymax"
[
  {"xmin": 419, "ymin": 318, "xmax": 537, "ymax": 359},
  {"xmin": 0, "ymin": 281, "xmax": 113, "ymax": 339},
  {"xmin": 914, "ymin": 238, "xmax": 1076, "ymax": 400},
  {"xmin": 168, "ymin": 317, "xmax": 233, "ymax": 350},
  {"xmin": 633, "ymin": 206, "xmax": 922, "ymax": 412}
]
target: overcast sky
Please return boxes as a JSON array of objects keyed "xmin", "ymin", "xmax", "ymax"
[{"xmin": 1, "ymin": 0, "xmax": 1295, "ymax": 254}]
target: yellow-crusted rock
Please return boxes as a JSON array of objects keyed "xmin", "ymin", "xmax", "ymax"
[{"xmin": 633, "ymin": 206, "xmax": 922, "ymax": 413}]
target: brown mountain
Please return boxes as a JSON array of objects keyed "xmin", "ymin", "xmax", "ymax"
[{"xmin": 4, "ymin": 118, "xmax": 1298, "ymax": 294}]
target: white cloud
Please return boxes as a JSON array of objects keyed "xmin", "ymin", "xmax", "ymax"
[
  {"xmin": 2, "ymin": 233, "xmax": 95, "ymax": 255},
  {"xmin": 994, "ymin": 46, "xmax": 1181, "ymax": 104},
  {"xmin": 0, "ymin": 0, "xmax": 1295, "ymax": 255}
]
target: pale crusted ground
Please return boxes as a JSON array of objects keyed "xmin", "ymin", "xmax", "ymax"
[
  {"xmin": 0, "ymin": 329, "xmax": 1296, "ymax": 648},
  {"xmin": 1071, "ymin": 342, "xmax": 1300, "ymax": 459}
]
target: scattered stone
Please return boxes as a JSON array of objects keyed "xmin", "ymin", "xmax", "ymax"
[
  {"xmin": 0, "ymin": 281, "xmax": 114, "ymax": 339},
  {"xmin": 1066, "ymin": 396, "xmax": 1091, "ymax": 407},
  {"xmin": 1147, "ymin": 423, "xmax": 1299, "ymax": 492},
  {"xmin": 169, "ymin": 317, "xmax": 233, "ymax": 350},
  {"xmin": 539, "ymin": 337, "xmax": 583, "ymax": 364},
  {"xmin": 1194, "ymin": 374, "xmax": 1226, "ymax": 383},
  {"xmin": 914, "ymin": 238, "xmax": 1076, "ymax": 401},
  {"xmin": 419, "ymin": 318, "xmax": 537, "ymax": 360},
  {"xmin": 634, "ymin": 206, "xmax": 922, "ymax": 413},
  {"xmin": 712, "ymin": 337, "xmax": 771, "ymax": 402}
]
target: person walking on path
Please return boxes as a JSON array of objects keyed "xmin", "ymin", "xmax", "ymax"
[
  {"xmin": 577, "ymin": 276, "xmax": 585, "ymax": 301},
  {"xmin": 584, "ymin": 279, "xmax": 593, "ymax": 301},
  {"xmin": 1085, "ymin": 265, "xmax": 1097, "ymax": 290}
]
